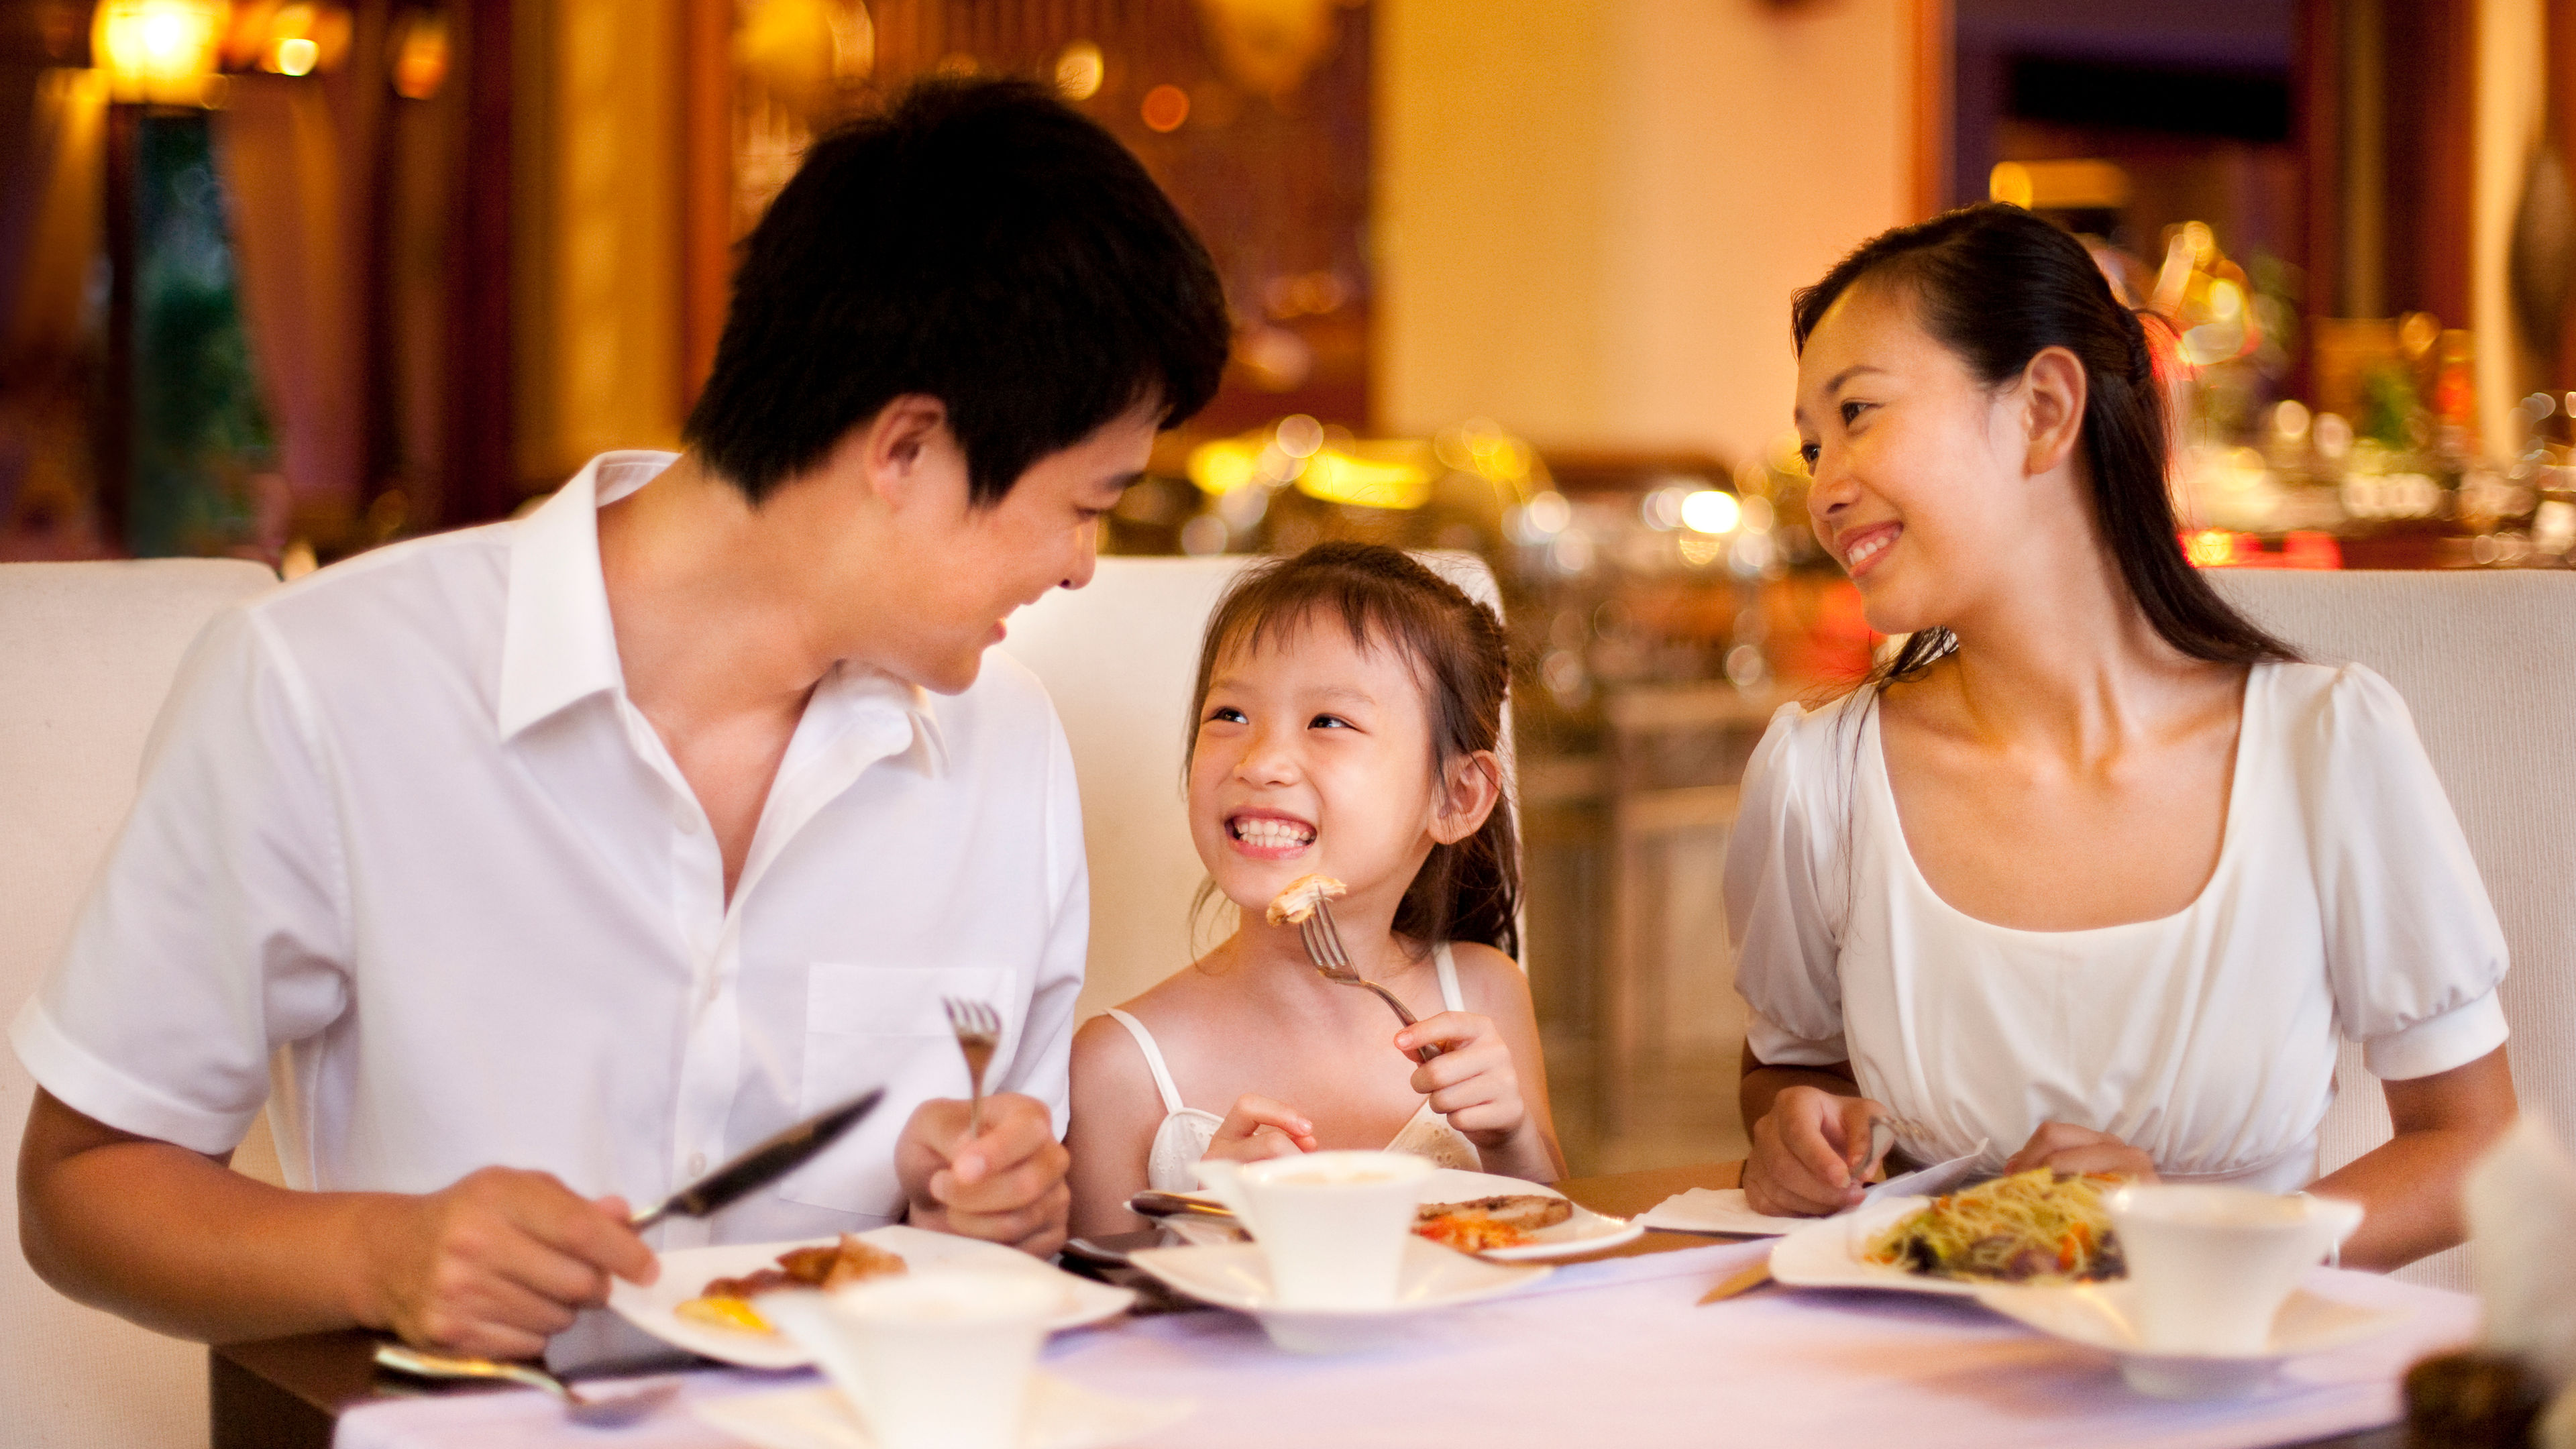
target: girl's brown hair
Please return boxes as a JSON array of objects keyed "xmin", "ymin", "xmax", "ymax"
[{"xmin": 1187, "ymin": 543, "xmax": 1521, "ymax": 958}]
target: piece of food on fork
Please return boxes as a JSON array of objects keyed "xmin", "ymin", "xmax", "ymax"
[{"xmin": 1265, "ymin": 873, "xmax": 1348, "ymax": 926}]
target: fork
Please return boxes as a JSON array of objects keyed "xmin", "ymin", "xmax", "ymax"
[
  {"xmin": 1297, "ymin": 898, "xmax": 1442, "ymax": 1064},
  {"xmin": 374, "ymin": 1344, "xmax": 679, "ymax": 1428},
  {"xmin": 942, "ymin": 998, "xmax": 1001, "ymax": 1136}
]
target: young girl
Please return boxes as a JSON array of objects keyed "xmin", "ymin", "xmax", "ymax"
[{"xmin": 1066, "ymin": 543, "xmax": 1564, "ymax": 1237}]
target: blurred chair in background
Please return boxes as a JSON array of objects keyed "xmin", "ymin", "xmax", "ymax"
[
  {"xmin": 2212, "ymin": 570, "xmax": 2576, "ymax": 1290},
  {"xmin": 0, "ymin": 558, "xmax": 284, "ymax": 1447}
]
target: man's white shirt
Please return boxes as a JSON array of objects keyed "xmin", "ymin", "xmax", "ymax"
[{"xmin": 12, "ymin": 451, "xmax": 1089, "ymax": 1248}]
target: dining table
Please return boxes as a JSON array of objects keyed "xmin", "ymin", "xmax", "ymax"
[{"xmin": 209, "ymin": 1161, "xmax": 2447, "ymax": 1449}]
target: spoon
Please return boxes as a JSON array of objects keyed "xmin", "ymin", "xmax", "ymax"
[{"xmin": 373, "ymin": 1343, "xmax": 681, "ymax": 1427}]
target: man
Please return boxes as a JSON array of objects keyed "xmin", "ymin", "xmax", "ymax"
[{"xmin": 13, "ymin": 78, "xmax": 1230, "ymax": 1359}]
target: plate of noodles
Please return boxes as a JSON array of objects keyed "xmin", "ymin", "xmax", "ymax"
[{"xmin": 1769, "ymin": 1169, "xmax": 2128, "ymax": 1297}]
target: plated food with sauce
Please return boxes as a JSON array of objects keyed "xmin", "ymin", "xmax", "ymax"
[
  {"xmin": 1862, "ymin": 1169, "xmax": 2127, "ymax": 1284},
  {"xmin": 608, "ymin": 1226, "xmax": 1134, "ymax": 1370}
]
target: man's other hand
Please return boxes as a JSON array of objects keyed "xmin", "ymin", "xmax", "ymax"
[
  {"xmin": 897, "ymin": 1094, "xmax": 1070, "ymax": 1257},
  {"xmin": 351, "ymin": 1168, "xmax": 658, "ymax": 1360}
]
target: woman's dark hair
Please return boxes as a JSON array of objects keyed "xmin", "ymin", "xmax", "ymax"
[
  {"xmin": 686, "ymin": 77, "xmax": 1232, "ymax": 506},
  {"xmin": 1187, "ymin": 543, "xmax": 1521, "ymax": 959},
  {"xmin": 1790, "ymin": 203, "xmax": 2295, "ymax": 682}
]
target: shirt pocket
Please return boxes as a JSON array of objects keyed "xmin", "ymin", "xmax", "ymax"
[{"xmin": 780, "ymin": 963, "xmax": 1019, "ymax": 1213}]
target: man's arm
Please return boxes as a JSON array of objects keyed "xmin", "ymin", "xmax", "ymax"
[{"xmin": 19, "ymin": 1090, "xmax": 655, "ymax": 1357}]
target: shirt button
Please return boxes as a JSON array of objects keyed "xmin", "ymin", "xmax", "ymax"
[
  {"xmin": 688, "ymin": 1152, "xmax": 707, "ymax": 1176},
  {"xmin": 676, "ymin": 811, "xmax": 702, "ymax": 836}
]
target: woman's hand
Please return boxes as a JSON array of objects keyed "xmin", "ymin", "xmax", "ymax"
[
  {"xmin": 1199, "ymin": 1095, "xmax": 1318, "ymax": 1164},
  {"xmin": 2006, "ymin": 1122, "xmax": 2159, "ymax": 1181},
  {"xmin": 1399, "ymin": 1012, "xmax": 1529, "ymax": 1150},
  {"xmin": 1743, "ymin": 1086, "xmax": 1890, "ymax": 1216}
]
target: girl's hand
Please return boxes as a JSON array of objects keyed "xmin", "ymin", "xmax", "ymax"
[
  {"xmin": 1397, "ymin": 1012, "xmax": 1527, "ymax": 1150},
  {"xmin": 1200, "ymin": 1095, "xmax": 1319, "ymax": 1163},
  {"xmin": 1743, "ymin": 1087, "xmax": 1890, "ymax": 1216},
  {"xmin": 2006, "ymin": 1122, "xmax": 2159, "ymax": 1181}
]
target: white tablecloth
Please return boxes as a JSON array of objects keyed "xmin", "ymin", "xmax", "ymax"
[{"xmin": 334, "ymin": 1242, "xmax": 2477, "ymax": 1449}]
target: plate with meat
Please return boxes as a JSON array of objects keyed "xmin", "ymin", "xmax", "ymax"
[
  {"xmin": 608, "ymin": 1226, "xmax": 1134, "ymax": 1369},
  {"xmin": 1155, "ymin": 1168, "xmax": 1641, "ymax": 1263}
]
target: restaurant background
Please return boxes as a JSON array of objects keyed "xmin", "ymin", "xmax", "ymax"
[{"xmin": 3, "ymin": 0, "xmax": 2572, "ymax": 1177}]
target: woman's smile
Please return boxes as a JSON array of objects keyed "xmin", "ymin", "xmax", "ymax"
[{"xmin": 1836, "ymin": 521, "xmax": 1902, "ymax": 580}]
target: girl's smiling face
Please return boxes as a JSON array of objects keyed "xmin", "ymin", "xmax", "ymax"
[
  {"xmin": 1794, "ymin": 280, "xmax": 2049, "ymax": 638},
  {"xmin": 1189, "ymin": 616, "xmax": 1457, "ymax": 922}
]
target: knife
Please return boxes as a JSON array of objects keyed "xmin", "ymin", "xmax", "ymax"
[
  {"xmin": 1128, "ymin": 1190, "xmax": 1239, "ymax": 1222},
  {"xmin": 628, "ymin": 1087, "xmax": 885, "ymax": 1230},
  {"xmin": 1696, "ymin": 1260, "xmax": 1774, "ymax": 1305}
]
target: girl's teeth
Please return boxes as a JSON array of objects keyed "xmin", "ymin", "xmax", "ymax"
[{"xmin": 1235, "ymin": 819, "xmax": 1314, "ymax": 847}]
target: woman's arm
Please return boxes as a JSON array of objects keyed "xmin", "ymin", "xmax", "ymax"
[
  {"xmin": 1739, "ymin": 1046, "xmax": 1898, "ymax": 1216},
  {"xmin": 2312, "ymin": 1046, "xmax": 2516, "ymax": 1271}
]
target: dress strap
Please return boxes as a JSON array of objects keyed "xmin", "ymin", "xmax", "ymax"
[
  {"xmin": 1104, "ymin": 1008, "xmax": 1188, "ymax": 1116},
  {"xmin": 1433, "ymin": 942, "xmax": 1466, "ymax": 1013}
]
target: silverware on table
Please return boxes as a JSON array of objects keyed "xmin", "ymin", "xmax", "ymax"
[
  {"xmin": 1128, "ymin": 1190, "xmax": 1240, "ymax": 1222},
  {"xmin": 943, "ymin": 997, "xmax": 1001, "ymax": 1136},
  {"xmin": 627, "ymin": 1087, "xmax": 884, "ymax": 1231},
  {"xmin": 1297, "ymin": 898, "xmax": 1441, "ymax": 1063},
  {"xmin": 373, "ymin": 1344, "xmax": 680, "ymax": 1427}
]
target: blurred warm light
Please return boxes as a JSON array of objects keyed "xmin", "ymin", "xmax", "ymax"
[
  {"xmin": 1195, "ymin": 0, "xmax": 1334, "ymax": 97},
  {"xmin": 390, "ymin": 11, "xmax": 449, "ymax": 99},
  {"xmin": 1188, "ymin": 438, "xmax": 1260, "ymax": 496},
  {"xmin": 1274, "ymin": 414, "xmax": 1324, "ymax": 458},
  {"xmin": 1297, "ymin": 442, "xmax": 1433, "ymax": 510},
  {"xmin": 1680, "ymin": 489, "xmax": 1739, "ymax": 535},
  {"xmin": 1519, "ymin": 490, "xmax": 1570, "ymax": 536},
  {"xmin": 739, "ymin": 0, "xmax": 871, "ymax": 114},
  {"xmin": 1141, "ymin": 83, "xmax": 1189, "ymax": 132},
  {"xmin": 1989, "ymin": 158, "xmax": 2129, "ymax": 211},
  {"xmin": 95, "ymin": 0, "xmax": 229, "ymax": 105},
  {"xmin": 2184, "ymin": 529, "xmax": 2237, "ymax": 567},
  {"xmin": 1055, "ymin": 40, "xmax": 1104, "ymax": 101},
  {"xmin": 243, "ymin": 3, "xmax": 347, "ymax": 75}
]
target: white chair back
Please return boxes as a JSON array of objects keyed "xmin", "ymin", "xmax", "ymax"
[
  {"xmin": 0, "ymin": 559, "xmax": 280, "ymax": 1447},
  {"xmin": 2209, "ymin": 570, "xmax": 2576, "ymax": 1289},
  {"xmin": 1000, "ymin": 552, "xmax": 1507, "ymax": 1018}
]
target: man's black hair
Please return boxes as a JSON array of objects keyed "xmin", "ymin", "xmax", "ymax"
[{"xmin": 684, "ymin": 77, "xmax": 1232, "ymax": 505}]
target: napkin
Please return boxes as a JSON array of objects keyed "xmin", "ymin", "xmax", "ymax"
[
  {"xmin": 2463, "ymin": 1117, "xmax": 2576, "ymax": 1446},
  {"xmin": 1640, "ymin": 1142, "xmax": 1989, "ymax": 1238}
]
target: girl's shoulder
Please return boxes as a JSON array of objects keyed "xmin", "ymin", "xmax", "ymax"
[
  {"xmin": 1739, "ymin": 687, "xmax": 1875, "ymax": 824},
  {"xmin": 1441, "ymin": 939, "xmax": 1537, "ymax": 1013}
]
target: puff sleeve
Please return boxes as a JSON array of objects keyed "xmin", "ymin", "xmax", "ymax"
[
  {"xmin": 1727, "ymin": 700, "xmax": 1856, "ymax": 1066},
  {"xmin": 2298, "ymin": 665, "xmax": 2510, "ymax": 1080}
]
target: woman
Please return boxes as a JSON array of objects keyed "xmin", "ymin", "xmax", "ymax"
[{"xmin": 1731, "ymin": 204, "xmax": 2515, "ymax": 1269}]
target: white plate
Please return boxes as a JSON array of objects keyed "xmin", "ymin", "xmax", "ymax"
[
  {"xmin": 608, "ymin": 1226, "xmax": 1134, "ymax": 1370},
  {"xmin": 1973, "ymin": 1281, "xmax": 2414, "ymax": 1399},
  {"xmin": 1154, "ymin": 1167, "xmax": 1642, "ymax": 1263},
  {"xmin": 1127, "ymin": 1236, "xmax": 1550, "ymax": 1354},
  {"xmin": 1766, "ymin": 1195, "xmax": 1996, "ymax": 1297},
  {"xmin": 694, "ymin": 1373, "xmax": 1193, "ymax": 1449}
]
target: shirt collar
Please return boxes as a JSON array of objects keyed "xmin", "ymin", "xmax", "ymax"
[
  {"xmin": 496, "ymin": 451, "xmax": 950, "ymax": 777},
  {"xmin": 497, "ymin": 451, "xmax": 669, "ymax": 740}
]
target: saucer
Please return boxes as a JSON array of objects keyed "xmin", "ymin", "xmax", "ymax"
[
  {"xmin": 1973, "ymin": 1281, "xmax": 2414, "ymax": 1399},
  {"xmin": 694, "ymin": 1374, "xmax": 1193, "ymax": 1449},
  {"xmin": 1126, "ymin": 1236, "xmax": 1550, "ymax": 1354}
]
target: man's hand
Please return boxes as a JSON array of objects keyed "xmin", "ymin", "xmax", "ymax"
[
  {"xmin": 1741, "ymin": 1086, "xmax": 1891, "ymax": 1217},
  {"xmin": 348, "ymin": 1167, "xmax": 657, "ymax": 1360},
  {"xmin": 1200, "ymin": 1094, "xmax": 1318, "ymax": 1165},
  {"xmin": 897, "ymin": 1094, "xmax": 1070, "ymax": 1257},
  {"xmin": 2004, "ymin": 1122, "xmax": 2159, "ymax": 1181}
]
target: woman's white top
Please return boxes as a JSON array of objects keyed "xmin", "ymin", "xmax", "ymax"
[
  {"xmin": 1727, "ymin": 661, "xmax": 2510, "ymax": 1191},
  {"xmin": 1106, "ymin": 943, "xmax": 1484, "ymax": 1191}
]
